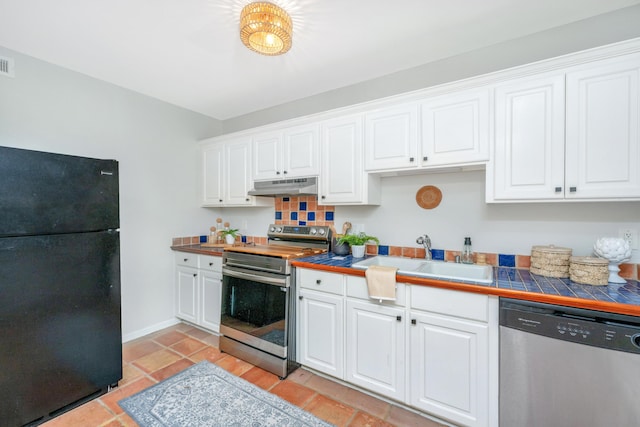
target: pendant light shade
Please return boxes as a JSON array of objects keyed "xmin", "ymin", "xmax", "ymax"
[{"xmin": 240, "ymin": 2, "xmax": 292, "ymax": 56}]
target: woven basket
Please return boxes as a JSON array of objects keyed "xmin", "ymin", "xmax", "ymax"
[
  {"xmin": 569, "ymin": 256, "xmax": 609, "ymax": 286},
  {"xmin": 530, "ymin": 245, "xmax": 572, "ymax": 278}
]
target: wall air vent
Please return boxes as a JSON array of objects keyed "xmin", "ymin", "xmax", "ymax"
[{"xmin": 0, "ymin": 55, "xmax": 15, "ymax": 78}]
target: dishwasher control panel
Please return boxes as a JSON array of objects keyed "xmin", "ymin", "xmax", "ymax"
[{"xmin": 500, "ymin": 298, "xmax": 640, "ymax": 354}]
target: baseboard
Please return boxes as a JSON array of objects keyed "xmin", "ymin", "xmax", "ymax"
[{"xmin": 122, "ymin": 318, "xmax": 181, "ymax": 343}]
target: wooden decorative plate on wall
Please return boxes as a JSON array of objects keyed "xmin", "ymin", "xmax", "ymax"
[{"xmin": 416, "ymin": 185, "xmax": 442, "ymax": 209}]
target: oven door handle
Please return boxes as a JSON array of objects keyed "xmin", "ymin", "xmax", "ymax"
[
  {"xmin": 224, "ymin": 260, "xmax": 284, "ymax": 275},
  {"xmin": 222, "ymin": 267, "xmax": 288, "ymax": 287}
]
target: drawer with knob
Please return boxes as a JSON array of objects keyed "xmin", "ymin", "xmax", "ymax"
[
  {"xmin": 174, "ymin": 252, "xmax": 198, "ymax": 268},
  {"xmin": 298, "ymin": 268, "xmax": 344, "ymax": 295}
]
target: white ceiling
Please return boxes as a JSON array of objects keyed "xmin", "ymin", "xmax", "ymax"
[{"xmin": 2, "ymin": 0, "xmax": 640, "ymax": 120}]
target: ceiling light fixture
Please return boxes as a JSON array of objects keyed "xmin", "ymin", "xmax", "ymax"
[{"xmin": 240, "ymin": 2, "xmax": 292, "ymax": 56}]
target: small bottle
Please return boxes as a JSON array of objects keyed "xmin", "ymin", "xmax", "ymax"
[{"xmin": 461, "ymin": 237, "xmax": 473, "ymax": 264}]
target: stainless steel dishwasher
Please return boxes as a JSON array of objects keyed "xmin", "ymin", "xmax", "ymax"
[{"xmin": 500, "ymin": 298, "xmax": 640, "ymax": 427}]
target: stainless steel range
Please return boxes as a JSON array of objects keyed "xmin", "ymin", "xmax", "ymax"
[{"xmin": 220, "ymin": 224, "xmax": 331, "ymax": 378}]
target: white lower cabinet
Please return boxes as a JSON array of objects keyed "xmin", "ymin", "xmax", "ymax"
[
  {"xmin": 296, "ymin": 268, "xmax": 498, "ymax": 427},
  {"xmin": 174, "ymin": 252, "xmax": 222, "ymax": 333},
  {"xmin": 409, "ymin": 286, "xmax": 498, "ymax": 427},
  {"xmin": 346, "ymin": 299, "xmax": 406, "ymax": 401},
  {"xmin": 409, "ymin": 311, "xmax": 488, "ymax": 427},
  {"xmin": 297, "ymin": 269, "xmax": 345, "ymax": 379}
]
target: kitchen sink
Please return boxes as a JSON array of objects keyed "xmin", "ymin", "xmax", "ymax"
[
  {"xmin": 351, "ymin": 256, "xmax": 426, "ymax": 272},
  {"xmin": 351, "ymin": 256, "xmax": 494, "ymax": 284}
]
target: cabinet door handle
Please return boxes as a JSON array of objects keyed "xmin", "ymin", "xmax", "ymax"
[
  {"xmin": 554, "ymin": 187, "xmax": 562, "ymax": 193},
  {"xmin": 193, "ymin": 273, "xmax": 197, "ymax": 277},
  {"xmin": 423, "ymin": 156, "xmax": 428, "ymax": 161},
  {"xmin": 409, "ymin": 157, "xmax": 414, "ymax": 162},
  {"xmin": 569, "ymin": 186, "xmax": 577, "ymax": 193},
  {"xmin": 184, "ymin": 258, "xmax": 188, "ymax": 262},
  {"xmin": 209, "ymin": 262, "xmax": 213, "ymax": 266},
  {"xmin": 299, "ymin": 296, "xmax": 303, "ymax": 300},
  {"xmin": 396, "ymin": 315, "xmax": 402, "ymax": 322},
  {"xmin": 219, "ymin": 199, "xmax": 223, "ymax": 202},
  {"xmin": 316, "ymin": 279, "xmax": 321, "ymax": 285},
  {"xmin": 246, "ymin": 198, "xmax": 250, "ymax": 201},
  {"xmin": 276, "ymin": 171, "xmax": 281, "ymax": 175},
  {"xmin": 321, "ymin": 195, "xmax": 326, "ymax": 199},
  {"xmin": 283, "ymin": 170, "xmax": 288, "ymax": 174},
  {"xmin": 411, "ymin": 319, "xmax": 416, "ymax": 325}
]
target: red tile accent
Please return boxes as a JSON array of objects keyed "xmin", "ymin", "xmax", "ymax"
[
  {"xmin": 619, "ymin": 263, "xmax": 634, "ymax": 279},
  {"xmin": 270, "ymin": 380, "xmax": 316, "ymax": 406},
  {"xmin": 349, "ymin": 412, "xmax": 395, "ymax": 427},
  {"xmin": 214, "ymin": 356, "xmax": 253, "ymax": 376},
  {"xmin": 517, "ymin": 255, "xmax": 531, "ymax": 269},
  {"xmin": 389, "ymin": 246, "xmax": 402, "ymax": 256},
  {"xmin": 170, "ymin": 337, "xmax": 207, "ymax": 356},
  {"xmin": 151, "ymin": 359, "xmax": 194, "ymax": 382},
  {"xmin": 122, "ymin": 340, "xmax": 163, "ymax": 362},
  {"xmin": 241, "ymin": 366, "xmax": 280, "ymax": 390},
  {"xmin": 445, "ymin": 250, "xmax": 459, "ymax": 262},
  {"xmin": 304, "ymin": 394, "xmax": 356, "ymax": 427},
  {"xmin": 153, "ymin": 330, "xmax": 188, "ymax": 346},
  {"xmin": 485, "ymin": 253, "xmax": 498, "ymax": 266},
  {"xmin": 401, "ymin": 247, "xmax": 416, "ymax": 258}
]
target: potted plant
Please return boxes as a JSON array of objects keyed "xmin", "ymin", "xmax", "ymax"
[
  {"xmin": 337, "ymin": 232, "xmax": 379, "ymax": 258},
  {"xmin": 220, "ymin": 228, "xmax": 240, "ymax": 245}
]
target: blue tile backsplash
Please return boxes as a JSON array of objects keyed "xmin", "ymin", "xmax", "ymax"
[{"xmin": 499, "ymin": 254, "xmax": 516, "ymax": 267}]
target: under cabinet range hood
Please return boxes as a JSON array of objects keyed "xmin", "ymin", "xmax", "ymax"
[{"xmin": 248, "ymin": 177, "xmax": 317, "ymax": 197}]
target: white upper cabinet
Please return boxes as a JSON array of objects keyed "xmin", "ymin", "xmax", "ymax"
[
  {"xmin": 284, "ymin": 124, "xmax": 320, "ymax": 178},
  {"xmin": 252, "ymin": 124, "xmax": 320, "ymax": 181},
  {"xmin": 364, "ymin": 89, "xmax": 490, "ymax": 173},
  {"xmin": 489, "ymin": 72, "xmax": 566, "ymax": 201},
  {"xmin": 489, "ymin": 52, "xmax": 640, "ymax": 202},
  {"xmin": 421, "ymin": 88, "xmax": 490, "ymax": 167},
  {"xmin": 252, "ymin": 132, "xmax": 281, "ymax": 181},
  {"xmin": 225, "ymin": 139, "xmax": 254, "ymax": 205},
  {"xmin": 200, "ymin": 143, "xmax": 225, "ymax": 206},
  {"xmin": 365, "ymin": 103, "xmax": 420, "ymax": 171},
  {"xmin": 320, "ymin": 114, "xmax": 381, "ymax": 205},
  {"xmin": 200, "ymin": 138, "xmax": 273, "ymax": 207},
  {"xmin": 565, "ymin": 54, "xmax": 640, "ymax": 200}
]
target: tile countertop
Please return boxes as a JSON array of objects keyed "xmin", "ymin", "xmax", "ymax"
[{"xmin": 291, "ymin": 253, "xmax": 640, "ymax": 317}]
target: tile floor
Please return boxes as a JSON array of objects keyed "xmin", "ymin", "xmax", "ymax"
[{"xmin": 42, "ymin": 323, "xmax": 446, "ymax": 427}]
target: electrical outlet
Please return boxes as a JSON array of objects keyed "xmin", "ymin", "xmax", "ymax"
[{"xmin": 620, "ymin": 228, "xmax": 639, "ymax": 250}]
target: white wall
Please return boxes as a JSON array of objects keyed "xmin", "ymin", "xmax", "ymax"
[
  {"xmin": 204, "ymin": 172, "xmax": 640, "ymax": 264},
  {"xmin": 335, "ymin": 172, "xmax": 640, "ymax": 263},
  {"xmin": 0, "ymin": 46, "xmax": 223, "ymax": 340}
]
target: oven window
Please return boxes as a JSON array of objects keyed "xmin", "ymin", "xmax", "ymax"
[{"xmin": 221, "ymin": 275, "xmax": 287, "ymax": 346}]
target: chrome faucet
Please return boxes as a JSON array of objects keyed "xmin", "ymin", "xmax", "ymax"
[{"xmin": 416, "ymin": 234, "xmax": 432, "ymax": 260}]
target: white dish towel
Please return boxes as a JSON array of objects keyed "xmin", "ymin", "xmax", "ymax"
[{"xmin": 365, "ymin": 265, "xmax": 398, "ymax": 301}]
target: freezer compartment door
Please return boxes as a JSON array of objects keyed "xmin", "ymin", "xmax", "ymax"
[
  {"xmin": 0, "ymin": 231, "xmax": 121, "ymax": 426},
  {"xmin": 0, "ymin": 146, "xmax": 119, "ymax": 236}
]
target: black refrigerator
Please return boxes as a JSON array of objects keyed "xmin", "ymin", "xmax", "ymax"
[{"xmin": 0, "ymin": 146, "xmax": 122, "ymax": 426}]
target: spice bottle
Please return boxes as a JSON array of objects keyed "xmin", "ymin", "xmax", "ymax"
[{"xmin": 461, "ymin": 237, "xmax": 473, "ymax": 264}]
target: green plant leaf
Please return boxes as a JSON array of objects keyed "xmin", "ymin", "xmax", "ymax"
[{"xmin": 336, "ymin": 232, "xmax": 379, "ymax": 246}]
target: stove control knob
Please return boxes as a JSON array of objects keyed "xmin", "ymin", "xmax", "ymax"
[
  {"xmin": 276, "ymin": 226, "xmax": 283, "ymax": 233},
  {"xmin": 318, "ymin": 228, "xmax": 326, "ymax": 235},
  {"xmin": 309, "ymin": 228, "xmax": 317, "ymax": 235},
  {"xmin": 269, "ymin": 226, "xmax": 276, "ymax": 232}
]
